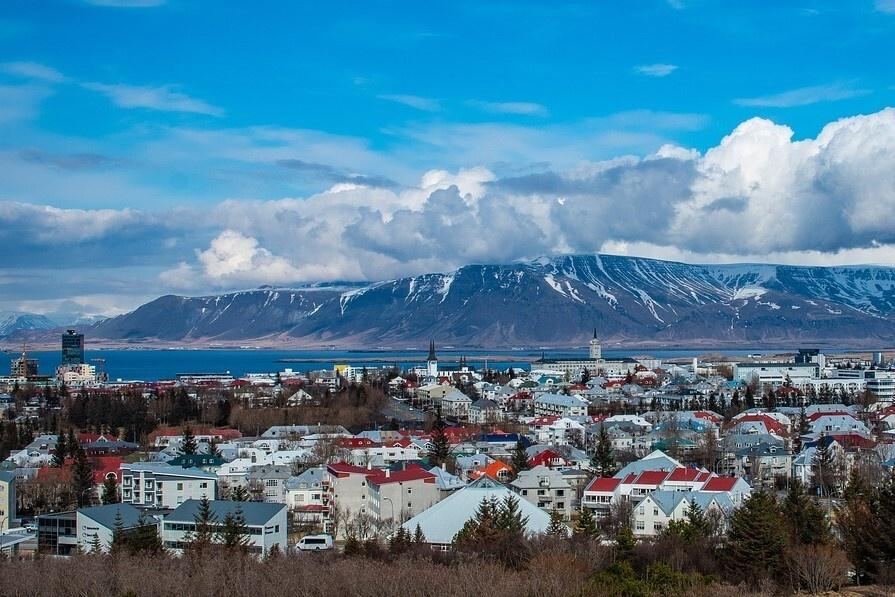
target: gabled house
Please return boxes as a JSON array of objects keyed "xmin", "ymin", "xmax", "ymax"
[
  {"xmin": 510, "ymin": 465, "xmax": 573, "ymax": 520},
  {"xmin": 162, "ymin": 500, "xmax": 286, "ymax": 557}
]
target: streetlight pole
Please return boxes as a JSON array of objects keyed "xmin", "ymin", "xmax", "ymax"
[{"xmin": 381, "ymin": 496, "xmax": 395, "ymax": 525}]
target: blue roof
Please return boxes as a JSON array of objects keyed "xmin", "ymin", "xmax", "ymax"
[
  {"xmin": 0, "ymin": 471, "xmax": 16, "ymax": 483},
  {"xmin": 78, "ymin": 503, "xmax": 143, "ymax": 529},
  {"xmin": 166, "ymin": 500, "xmax": 284, "ymax": 526}
]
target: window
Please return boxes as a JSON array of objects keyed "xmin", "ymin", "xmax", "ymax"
[
  {"xmin": 200, "ymin": 482, "xmax": 207, "ymax": 489},
  {"xmin": 556, "ymin": 490, "xmax": 565, "ymax": 497},
  {"xmin": 407, "ymin": 488, "xmax": 412, "ymax": 495},
  {"xmin": 653, "ymin": 508, "xmax": 659, "ymax": 516},
  {"xmin": 638, "ymin": 506, "xmax": 644, "ymax": 515},
  {"xmin": 177, "ymin": 483, "xmax": 183, "ymax": 491},
  {"xmin": 654, "ymin": 522, "xmax": 664, "ymax": 531},
  {"xmin": 407, "ymin": 502, "xmax": 412, "ymax": 509},
  {"xmin": 635, "ymin": 521, "xmax": 645, "ymax": 530}
]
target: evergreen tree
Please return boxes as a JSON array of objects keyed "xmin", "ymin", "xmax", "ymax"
[
  {"xmin": 388, "ymin": 526, "xmax": 412, "ymax": 554},
  {"xmin": 101, "ymin": 475, "xmax": 119, "ymax": 504},
  {"xmin": 510, "ymin": 440, "xmax": 530, "ymax": 474},
  {"xmin": 723, "ymin": 490, "xmax": 787, "ymax": 585},
  {"xmin": 229, "ymin": 485, "xmax": 250, "ymax": 501},
  {"xmin": 682, "ymin": 500, "xmax": 709, "ymax": 542},
  {"xmin": 744, "ymin": 386, "xmax": 756, "ymax": 410},
  {"xmin": 614, "ymin": 525, "xmax": 635, "ymax": 561},
  {"xmin": 186, "ymin": 496, "xmax": 218, "ymax": 553},
  {"xmin": 128, "ymin": 510, "xmax": 163, "ymax": 554},
  {"xmin": 427, "ymin": 407, "xmax": 452, "ymax": 469},
  {"xmin": 836, "ymin": 469, "xmax": 877, "ymax": 582},
  {"xmin": 413, "ymin": 523, "xmax": 425, "ymax": 544},
  {"xmin": 209, "ymin": 440, "xmax": 222, "ymax": 458},
  {"xmin": 591, "ymin": 425, "xmax": 616, "ymax": 476},
  {"xmin": 782, "ymin": 479, "xmax": 829, "ymax": 545},
  {"xmin": 51, "ymin": 431, "xmax": 67, "ymax": 467},
  {"xmin": 66, "ymin": 428, "xmax": 77, "ymax": 458},
  {"xmin": 497, "ymin": 494, "xmax": 528, "ymax": 533},
  {"xmin": 72, "ymin": 447, "xmax": 95, "ymax": 507},
  {"xmin": 110, "ymin": 508, "xmax": 126, "ymax": 554},
  {"xmin": 180, "ymin": 424, "xmax": 198, "ymax": 455},
  {"xmin": 89, "ymin": 532, "xmax": 103, "ymax": 554},
  {"xmin": 574, "ymin": 506, "xmax": 599, "ymax": 539},
  {"xmin": 546, "ymin": 509, "xmax": 566, "ymax": 536},
  {"xmin": 220, "ymin": 505, "xmax": 249, "ymax": 552}
]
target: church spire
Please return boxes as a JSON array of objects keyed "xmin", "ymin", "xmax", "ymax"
[
  {"xmin": 593, "ymin": 327, "xmax": 598, "ymax": 340},
  {"xmin": 427, "ymin": 339, "xmax": 437, "ymax": 361}
]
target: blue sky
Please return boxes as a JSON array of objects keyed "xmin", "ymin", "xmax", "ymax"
[{"xmin": 3, "ymin": 0, "xmax": 895, "ymax": 318}]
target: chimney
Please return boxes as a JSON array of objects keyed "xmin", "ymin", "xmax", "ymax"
[
  {"xmin": 441, "ymin": 462, "xmax": 446, "ymax": 471},
  {"xmin": 385, "ymin": 468, "xmax": 391, "ymax": 478},
  {"xmin": 367, "ymin": 461, "xmax": 372, "ymax": 470}
]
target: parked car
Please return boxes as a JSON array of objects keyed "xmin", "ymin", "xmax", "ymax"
[{"xmin": 296, "ymin": 534, "xmax": 333, "ymax": 551}]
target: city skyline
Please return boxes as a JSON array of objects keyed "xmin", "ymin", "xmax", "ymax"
[{"xmin": 3, "ymin": 1, "xmax": 895, "ymax": 319}]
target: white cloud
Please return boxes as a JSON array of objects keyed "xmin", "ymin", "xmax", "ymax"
[
  {"xmin": 161, "ymin": 230, "xmax": 304, "ymax": 289},
  {"xmin": 377, "ymin": 94, "xmax": 441, "ymax": 112},
  {"xmin": 634, "ymin": 63, "xmax": 678, "ymax": 77},
  {"xmin": 83, "ymin": 82, "xmax": 224, "ymax": 116},
  {"xmin": 466, "ymin": 100, "xmax": 549, "ymax": 117},
  {"xmin": 0, "ymin": 61, "xmax": 68, "ymax": 83},
  {"xmin": 734, "ymin": 82, "xmax": 870, "ymax": 108}
]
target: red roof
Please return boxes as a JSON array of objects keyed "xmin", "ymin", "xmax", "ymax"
[
  {"xmin": 632, "ymin": 470, "xmax": 669, "ymax": 486},
  {"xmin": 91, "ymin": 456, "xmax": 123, "ymax": 485},
  {"xmin": 327, "ymin": 462, "xmax": 374, "ymax": 476},
  {"xmin": 529, "ymin": 449, "xmax": 568, "ymax": 468},
  {"xmin": 366, "ymin": 465, "xmax": 436, "ymax": 486},
  {"xmin": 295, "ymin": 504, "xmax": 328, "ymax": 513},
  {"xmin": 666, "ymin": 467, "xmax": 703, "ymax": 482},
  {"xmin": 528, "ymin": 416, "xmax": 560, "ymax": 427},
  {"xmin": 735, "ymin": 414, "xmax": 786, "ymax": 435},
  {"xmin": 701, "ymin": 476, "xmax": 739, "ymax": 492},
  {"xmin": 585, "ymin": 476, "xmax": 622, "ymax": 492}
]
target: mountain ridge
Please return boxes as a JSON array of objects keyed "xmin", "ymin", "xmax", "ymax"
[{"xmin": 9, "ymin": 254, "xmax": 895, "ymax": 348}]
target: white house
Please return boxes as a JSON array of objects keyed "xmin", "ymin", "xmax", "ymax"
[
  {"xmin": 161, "ymin": 500, "xmax": 287, "ymax": 557},
  {"xmin": 76, "ymin": 503, "xmax": 149, "ymax": 553},
  {"xmin": 534, "ymin": 394, "xmax": 588, "ymax": 418},
  {"xmin": 120, "ymin": 463, "xmax": 216, "ymax": 509},
  {"xmin": 510, "ymin": 465, "xmax": 573, "ymax": 520}
]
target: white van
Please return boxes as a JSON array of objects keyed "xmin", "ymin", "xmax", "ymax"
[{"xmin": 296, "ymin": 534, "xmax": 333, "ymax": 551}]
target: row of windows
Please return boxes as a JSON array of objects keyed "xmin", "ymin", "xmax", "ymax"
[{"xmin": 163, "ymin": 522, "xmax": 266, "ymax": 536}]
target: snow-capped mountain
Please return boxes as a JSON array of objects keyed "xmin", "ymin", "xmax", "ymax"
[
  {"xmin": 69, "ymin": 255, "xmax": 895, "ymax": 347},
  {"xmin": 0, "ymin": 312, "xmax": 59, "ymax": 338}
]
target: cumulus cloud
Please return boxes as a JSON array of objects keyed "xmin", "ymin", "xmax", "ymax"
[
  {"xmin": 7, "ymin": 108, "xmax": 895, "ymax": 306},
  {"xmin": 83, "ymin": 82, "xmax": 224, "ymax": 116},
  {"xmin": 161, "ymin": 230, "xmax": 303, "ymax": 289}
]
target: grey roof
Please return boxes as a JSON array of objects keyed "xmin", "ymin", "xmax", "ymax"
[
  {"xmin": 471, "ymin": 399, "xmax": 499, "ymax": 409},
  {"xmin": 427, "ymin": 466, "xmax": 466, "ymax": 491},
  {"xmin": 166, "ymin": 500, "xmax": 285, "ymax": 526},
  {"xmin": 121, "ymin": 462, "xmax": 217, "ymax": 479},
  {"xmin": 0, "ymin": 532, "xmax": 35, "ymax": 549},
  {"xmin": 79, "ymin": 503, "xmax": 143, "ymax": 529},
  {"xmin": 535, "ymin": 393, "xmax": 587, "ymax": 408},
  {"xmin": 614, "ymin": 450, "xmax": 682, "ymax": 478},
  {"xmin": 284, "ymin": 466, "xmax": 326, "ymax": 490},
  {"xmin": 246, "ymin": 465, "xmax": 292, "ymax": 480}
]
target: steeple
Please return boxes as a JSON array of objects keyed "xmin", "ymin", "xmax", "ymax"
[
  {"xmin": 427, "ymin": 339, "xmax": 437, "ymax": 362},
  {"xmin": 589, "ymin": 327, "xmax": 602, "ymax": 360},
  {"xmin": 593, "ymin": 327, "xmax": 598, "ymax": 340}
]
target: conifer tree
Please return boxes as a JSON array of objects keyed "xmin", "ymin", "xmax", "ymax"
[
  {"xmin": 72, "ymin": 447, "xmax": 95, "ymax": 507},
  {"xmin": 427, "ymin": 407, "xmax": 451, "ymax": 469},
  {"xmin": 413, "ymin": 523, "xmax": 425, "ymax": 544},
  {"xmin": 180, "ymin": 424, "xmax": 198, "ymax": 455},
  {"xmin": 101, "ymin": 475, "xmax": 119, "ymax": 504},
  {"xmin": 574, "ymin": 505, "xmax": 599, "ymax": 539},
  {"xmin": 614, "ymin": 525, "xmax": 635, "ymax": 561},
  {"xmin": 546, "ymin": 509, "xmax": 566, "ymax": 536},
  {"xmin": 229, "ymin": 485, "xmax": 250, "ymax": 501},
  {"xmin": 724, "ymin": 490, "xmax": 787, "ymax": 585},
  {"xmin": 51, "ymin": 431, "xmax": 67, "ymax": 468},
  {"xmin": 66, "ymin": 428, "xmax": 77, "ymax": 458},
  {"xmin": 812, "ymin": 437, "xmax": 840, "ymax": 498},
  {"xmin": 836, "ymin": 468, "xmax": 877, "ymax": 583},
  {"xmin": 110, "ymin": 509, "xmax": 126, "ymax": 554},
  {"xmin": 782, "ymin": 479, "xmax": 829, "ymax": 545},
  {"xmin": 129, "ymin": 510, "xmax": 162, "ymax": 554},
  {"xmin": 591, "ymin": 425, "xmax": 616, "ymax": 476},
  {"xmin": 510, "ymin": 440, "xmax": 530, "ymax": 474},
  {"xmin": 186, "ymin": 496, "xmax": 217, "ymax": 553},
  {"xmin": 498, "ymin": 494, "xmax": 528, "ymax": 533},
  {"xmin": 682, "ymin": 500, "xmax": 709, "ymax": 542},
  {"xmin": 220, "ymin": 505, "xmax": 249, "ymax": 552}
]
